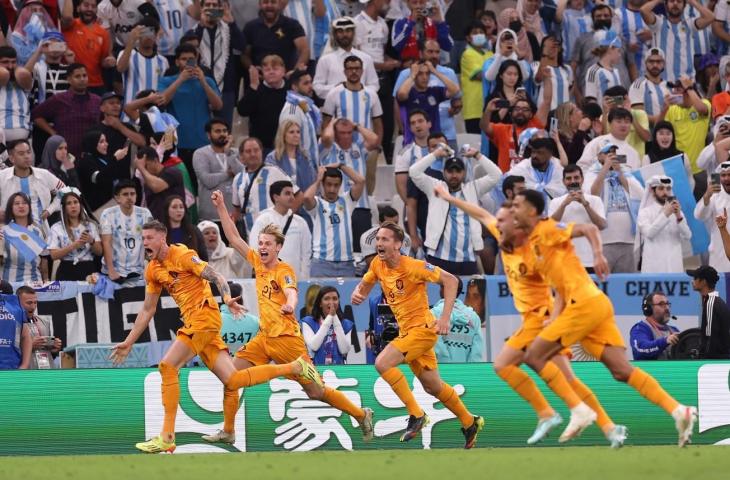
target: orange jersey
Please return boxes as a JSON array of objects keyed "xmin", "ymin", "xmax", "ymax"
[
  {"xmin": 486, "ymin": 221, "xmax": 552, "ymax": 314},
  {"xmin": 145, "ymin": 244, "xmax": 218, "ymax": 330},
  {"xmin": 248, "ymin": 250, "xmax": 300, "ymax": 337},
  {"xmin": 363, "ymin": 256, "xmax": 441, "ymax": 332},
  {"xmin": 526, "ymin": 219, "xmax": 602, "ymax": 301}
]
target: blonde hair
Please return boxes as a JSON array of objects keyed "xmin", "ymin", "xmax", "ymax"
[
  {"xmin": 259, "ymin": 223, "xmax": 285, "ymax": 245},
  {"xmin": 261, "ymin": 54, "xmax": 285, "ymax": 68},
  {"xmin": 379, "ymin": 221, "xmax": 405, "ymax": 242},
  {"xmin": 555, "ymin": 102, "xmax": 575, "ymax": 139},
  {"xmin": 274, "ymin": 120, "xmax": 307, "ymax": 161},
  {"xmin": 304, "ymin": 284, "xmax": 321, "ymax": 317}
]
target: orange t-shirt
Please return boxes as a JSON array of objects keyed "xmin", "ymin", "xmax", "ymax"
[
  {"xmin": 247, "ymin": 250, "xmax": 300, "ymax": 337},
  {"xmin": 62, "ymin": 18, "xmax": 111, "ymax": 87},
  {"xmin": 491, "ymin": 118, "xmax": 545, "ymax": 172},
  {"xmin": 712, "ymin": 92, "xmax": 730, "ymax": 120},
  {"xmin": 363, "ymin": 256, "xmax": 442, "ymax": 332},
  {"xmin": 145, "ymin": 244, "xmax": 217, "ymax": 330}
]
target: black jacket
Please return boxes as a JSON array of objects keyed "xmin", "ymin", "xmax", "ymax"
[{"xmin": 700, "ymin": 292, "xmax": 730, "ymax": 359}]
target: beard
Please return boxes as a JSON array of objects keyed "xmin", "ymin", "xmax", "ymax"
[
  {"xmin": 513, "ymin": 116, "xmax": 528, "ymax": 127},
  {"xmin": 212, "ymin": 136, "xmax": 227, "ymax": 147}
]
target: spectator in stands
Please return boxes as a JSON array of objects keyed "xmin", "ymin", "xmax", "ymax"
[
  {"xmin": 630, "ymin": 291, "xmax": 680, "ymax": 360},
  {"xmin": 162, "ymin": 195, "xmax": 208, "ymax": 261},
  {"xmin": 555, "ymin": 0, "xmax": 591, "ymax": 65},
  {"xmin": 644, "ymin": 121, "xmax": 694, "ymax": 188},
  {"xmin": 100, "ymin": 179, "xmax": 153, "ymax": 282},
  {"xmin": 409, "ymin": 144, "xmax": 502, "ymax": 275},
  {"xmin": 314, "ymin": 16, "xmax": 379, "ymax": 100},
  {"xmin": 394, "ymin": 109, "xmax": 432, "ymax": 202},
  {"xmin": 279, "ymin": 70, "xmax": 321, "ymax": 171},
  {"xmin": 688, "ymin": 265, "xmax": 730, "ymax": 358},
  {"xmin": 432, "ymin": 278, "xmax": 483, "ymax": 363},
  {"xmin": 583, "ymin": 31, "xmax": 623, "ymax": 103},
  {"xmin": 243, "ymin": 0, "xmax": 308, "ymax": 71},
  {"xmin": 158, "ymin": 44, "xmax": 223, "ymax": 183},
  {"xmin": 628, "ymin": 47, "xmax": 670, "ymax": 126},
  {"xmin": 712, "ymin": 61, "xmax": 730, "ymax": 120},
  {"xmin": 231, "ymin": 137, "xmax": 299, "ymax": 239},
  {"xmin": 479, "ymin": 10, "xmax": 498, "ymax": 47},
  {"xmin": 320, "ymin": 118, "xmax": 380, "ymax": 251},
  {"xmin": 48, "ymin": 188, "xmax": 102, "ymax": 280},
  {"xmin": 281, "ymin": 0, "xmax": 325, "ymax": 69},
  {"xmin": 250, "ymin": 180, "xmax": 311, "ymax": 279},
  {"xmin": 636, "ymin": 175, "xmax": 691, "ymax": 273},
  {"xmin": 481, "ymin": 29, "xmax": 530, "ymax": 102},
  {"xmin": 601, "ymin": 85, "xmax": 651, "ymax": 159},
  {"xmin": 98, "ymin": 0, "xmax": 160, "ymax": 49},
  {"xmin": 301, "ymin": 285, "xmax": 354, "ymax": 365},
  {"xmin": 464, "ymin": 276, "xmax": 486, "ymax": 325},
  {"xmin": 193, "ymin": 118, "xmax": 242, "ymax": 222},
  {"xmin": 152, "ymin": 0, "xmax": 197, "ymax": 58},
  {"xmin": 76, "ymin": 129, "xmax": 130, "ymax": 215},
  {"xmin": 25, "ymin": 30, "xmax": 72, "ymax": 105},
  {"xmin": 548, "ymin": 164, "xmax": 606, "ymax": 272},
  {"xmin": 358, "ymin": 205, "xmax": 412, "ymax": 275},
  {"xmin": 0, "ymin": 281, "xmax": 30, "ymax": 370},
  {"xmin": 392, "ymin": 0, "xmax": 452, "ymax": 63},
  {"xmin": 578, "ymin": 108, "xmax": 641, "ymax": 171},
  {"xmin": 191, "ymin": 0, "xmax": 245, "ymax": 125},
  {"xmin": 696, "ymin": 53, "xmax": 721, "ymax": 100},
  {"xmin": 134, "ymin": 146, "xmax": 184, "ymax": 221},
  {"xmin": 32, "ymin": 63, "xmax": 102, "ymax": 158},
  {"xmin": 266, "ymin": 120, "xmax": 317, "ymax": 194},
  {"xmin": 640, "ymin": 0, "xmax": 714, "ymax": 82},
  {"xmin": 460, "ymin": 21, "xmax": 492, "ymax": 134},
  {"xmin": 197, "ymin": 221, "xmax": 246, "ymax": 279},
  {"xmin": 507, "ymin": 136, "xmax": 566, "ymax": 201},
  {"xmin": 60, "ymin": 0, "xmax": 116, "ymax": 94},
  {"xmin": 39, "ymin": 135, "xmax": 80, "ymax": 189},
  {"xmin": 533, "ymin": 35, "xmax": 573, "ymax": 112},
  {"xmin": 695, "ymin": 162, "xmax": 730, "ymax": 272},
  {"xmin": 554, "ymin": 102, "xmax": 593, "ymax": 164},
  {"xmin": 322, "ymin": 55, "xmax": 383, "ymax": 144},
  {"xmin": 303, "ymin": 165, "xmax": 366, "ymax": 277},
  {"xmin": 8, "ymin": 0, "xmax": 59, "ymax": 65},
  {"xmin": 17, "ymin": 285, "xmax": 61, "ymax": 369},
  {"xmin": 99, "ymin": 90, "xmax": 146, "ymax": 163},
  {"xmin": 238, "ymin": 54, "xmax": 288, "ymax": 151},
  {"xmin": 584, "ymin": 144, "xmax": 644, "ymax": 273},
  {"xmin": 615, "ymin": 0, "xmax": 651, "ymax": 76},
  {"xmin": 0, "ymin": 46, "xmax": 33, "ymax": 143},
  {"xmin": 117, "ymin": 18, "xmax": 169, "ymax": 110},
  {"xmin": 0, "ymin": 192, "xmax": 48, "ymax": 282},
  {"xmin": 485, "ymin": 60, "xmax": 525, "ymax": 124}
]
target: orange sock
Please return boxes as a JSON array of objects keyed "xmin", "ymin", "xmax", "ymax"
[
  {"xmin": 322, "ymin": 387, "xmax": 365, "ymax": 421},
  {"xmin": 436, "ymin": 383, "xmax": 473, "ymax": 428},
  {"xmin": 569, "ymin": 378, "xmax": 614, "ymax": 433},
  {"xmin": 382, "ymin": 368, "xmax": 424, "ymax": 417},
  {"xmin": 159, "ymin": 361, "xmax": 179, "ymax": 441},
  {"xmin": 627, "ymin": 367, "xmax": 679, "ymax": 414},
  {"xmin": 226, "ymin": 364, "xmax": 293, "ymax": 389},
  {"xmin": 538, "ymin": 361, "xmax": 581, "ymax": 409},
  {"xmin": 223, "ymin": 387, "xmax": 239, "ymax": 433},
  {"xmin": 497, "ymin": 365, "xmax": 554, "ymax": 418}
]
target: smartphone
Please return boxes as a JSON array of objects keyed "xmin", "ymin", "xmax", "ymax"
[
  {"xmin": 549, "ymin": 117, "xmax": 558, "ymax": 135},
  {"xmin": 615, "ymin": 154, "xmax": 627, "ymax": 164},
  {"xmin": 47, "ymin": 41, "xmax": 66, "ymax": 53},
  {"xmin": 124, "ymin": 138, "xmax": 132, "ymax": 148},
  {"xmin": 495, "ymin": 99, "xmax": 511, "ymax": 109},
  {"xmin": 712, "ymin": 172, "xmax": 721, "ymax": 184},
  {"xmin": 208, "ymin": 8, "xmax": 224, "ymax": 19},
  {"xmin": 666, "ymin": 195, "xmax": 676, "ymax": 203},
  {"xmin": 186, "ymin": 58, "xmax": 197, "ymax": 67},
  {"xmin": 668, "ymin": 95, "xmax": 684, "ymax": 105},
  {"xmin": 611, "ymin": 96, "xmax": 624, "ymax": 105},
  {"xmin": 515, "ymin": 87, "xmax": 527, "ymax": 97},
  {"xmin": 141, "ymin": 26, "xmax": 156, "ymax": 38}
]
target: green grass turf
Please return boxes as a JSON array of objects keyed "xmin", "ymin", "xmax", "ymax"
[{"xmin": 2, "ymin": 446, "xmax": 729, "ymax": 480}]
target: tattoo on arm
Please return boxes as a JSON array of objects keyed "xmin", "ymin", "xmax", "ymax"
[{"xmin": 200, "ymin": 265, "xmax": 231, "ymax": 300}]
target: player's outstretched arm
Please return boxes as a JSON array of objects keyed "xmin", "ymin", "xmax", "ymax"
[
  {"xmin": 281, "ymin": 287, "xmax": 297, "ymax": 315},
  {"xmin": 434, "ymin": 183, "xmax": 494, "ymax": 226},
  {"xmin": 571, "ymin": 223, "xmax": 609, "ymax": 280},
  {"xmin": 110, "ymin": 291, "xmax": 161, "ymax": 365},
  {"xmin": 200, "ymin": 265, "xmax": 244, "ymax": 316},
  {"xmin": 211, "ymin": 190, "xmax": 251, "ymax": 259},
  {"xmin": 435, "ymin": 269, "xmax": 458, "ymax": 335},
  {"xmin": 351, "ymin": 280, "xmax": 375, "ymax": 305}
]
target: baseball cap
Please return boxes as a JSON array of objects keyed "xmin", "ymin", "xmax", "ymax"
[
  {"xmin": 101, "ymin": 91, "xmax": 124, "ymax": 103},
  {"xmin": 686, "ymin": 266, "xmax": 720, "ymax": 285},
  {"xmin": 599, "ymin": 143, "xmax": 619, "ymax": 154},
  {"xmin": 645, "ymin": 47, "xmax": 665, "ymax": 61},
  {"xmin": 444, "ymin": 157, "xmax": 466, "ymax": 171},
  {"xmin": 598, "ymin": 30, "xmax": 621, "ymax": 49},
  {"xmin": 42, "ymin": 30, "xmax": 65, "ymax": 43},
  {"xmin": 698, "ymin": 53, "xmax": 720, "ymax": 71},
  {"xmin": 332, "ymin": 16, "xmax": 356, "ymax": 29}
]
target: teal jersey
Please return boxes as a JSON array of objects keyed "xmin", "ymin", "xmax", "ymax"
[
  {"xmin": 220, "ymin": 305, "xmax": 260, "ymax": 352},
  {"xmin": 431, "ymin": 299, "xmax": 484, "ymax": 363}
]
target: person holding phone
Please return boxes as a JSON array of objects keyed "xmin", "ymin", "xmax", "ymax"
[
  {"xmin": 695, "ymin": 162, "xmax": 730, "ymax": 272},
  {"xmin": 117, "ymin": 17, "xmax": 169, "ymax": 110},
  {"xmin": 577, "ymin": 108, "xmax": 641, "ymax": 171},
  {"xmin": 636, "ymin": 175, "xmax": 691, "ymax": 273}
]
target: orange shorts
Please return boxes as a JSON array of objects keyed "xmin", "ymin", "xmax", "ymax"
[
  {"xmin": 176, "ymin": 329, "xmax": 228, "ymax": 369},
  {"xmin": 235, "ymin": 334, "xmax": 314, "ymax": 383},
  {"xmin": 390, "ymin": 326, "xmax": 438, "ymax": 376},
  {"xmin": 179, "ymin": 304, "xmax": 222, "ymax": 334},
  {"xmin": 506, "ymin": 308, "xmax": 571, "ymax": 357},
  {"xmin": 538, "ymin": 293, "xmax": 625, "ymax": 360}
]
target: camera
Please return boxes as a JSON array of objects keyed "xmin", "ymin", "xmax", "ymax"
[
  {"xmin": 666, "ymin": 195, "xmax": 676, "ymax": 203},
  {"xmin": 369, "ymin": 304, "xmax": 399, "ymax": 356}
]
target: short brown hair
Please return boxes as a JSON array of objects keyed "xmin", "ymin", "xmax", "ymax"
[
  {"xmin": 261, "ymin": 54, "xmax": 285, "ymax": 68},
  {"xmin": 15, "ymin": 285, "xmax": 36, "ymax": 297},
  {"xmin": 379, "ymin": 221, "xmax": 405, "ymax": 242},
  {"xmin": 239, "ymin": 136, "xmax": 263, "ymax": 153},
  {"xmin": 500, "ymin": 200, "xmax": 513, "ymax": 209},
  {"xmin": 142, "ymin": 220, "xmax": 168, "ymax": 233},
  {"xmin": 260, "ymin": 224, "xmax": 285, "ymax": 245}
]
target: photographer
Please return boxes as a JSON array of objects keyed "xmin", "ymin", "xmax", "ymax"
[
  {"xmin": 629, "ymin": 292, "xmax": 680, "ymax": 360},
  {"xmin": 688, "ymin": 266, "xmax": 730, "ymax": 359},
  {"xmin": 392, "ymin": 0, "xmax": 452, "ymax": 64},
  {"xmin": 636, "ymin": 175, "xmax": 691, "ymax": 273},
  {"xmin": 17, "ymin": 286, "xmax": 61, "ymax": 369},
  {"xmin": 432, "ymin": 278, "xmax": 483, "ymax": 363},
  {"xmin": 365, "ymin": 289, "xmax": 399, "ymax": 364}
]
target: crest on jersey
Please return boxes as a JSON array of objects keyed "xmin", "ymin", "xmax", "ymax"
[
  {"xmin": 284, "ymin": 275, "xmax": 293, "ymax": 285},
  {"xmin": 425, "ymin": 263, "xmax": 435, "ymax": 271},
  {"xmin": 191, "ymin": 256, "xmax": 202, "ymax": 264},
  {"xmin": 556, "ymin": 222, "xmax": 567, "ymax": 230},
  {"xmin": 271, "ymin": 280, "xmax": 280, "ymax": 291},
  {"xmin": 395, "ymin": 279, "xmax": 404, "ymax": 291},
  {"xmin": 352, "ymin": 149, "xmax": 360, "ymax": 159},
  {"xmin": 518, "ymin": 263, "xmax": 527, "ymax": 275}
]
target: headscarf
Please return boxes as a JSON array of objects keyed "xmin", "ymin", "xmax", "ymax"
[
  {"xmin": 647, "ymin": 121, "xmax": 682, "ymax": 164},
  {"xmin": 497, "ymin": 9, "xmax": 532, "ymax": 61},
  {"xmin": 516, "ymin": 0, "xmax": 544, "ymax": 43},
  {"xmin": 9, "ymin": 1, "xmax": 57, "ymax": 65},
  {"xmin": 80, "ymin": 130, "xmax": 105, "ymax": 160},
  {"xmin": 197, "ymin": 221, "xmax": 228, "ymax": 261},
  {"xmin": 39, "ymin": 135, "xmax": 66, "ymax": 174},
  {"xmin": 635, "ymin": 175, "xmax": 673, "ymax": 261}
]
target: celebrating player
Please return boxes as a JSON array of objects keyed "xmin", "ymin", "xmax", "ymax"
[
  {"xmin": 201, "ymin": 190, "xmax": 374, "ymax": 445},
  {"xmin": 434, "ymin": 183, "xmax": 626, "ymax": 447},
  {"xmin": 351, "ymin": 221, "xmax": 485, "ymax": 449},
  {"xmin": 110, "ymin": 220, "xmax": 321, "ymax": 453},
  {"xmin": 512, "ymin": 189, "xmax": 697, "ymax": 447}
]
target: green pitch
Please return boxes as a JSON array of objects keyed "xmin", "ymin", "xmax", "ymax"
[{"xmin": 2, "ymin": 446, "xmax": 729, "ymax": 480}]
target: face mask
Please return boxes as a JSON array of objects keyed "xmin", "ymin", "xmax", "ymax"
[
  {"xmin": 509, "ymin": 20, "xmax": 522, "ymax": 33},
  {"xmin": 471, "ymin": 33, "xmax": 487, "ymax": 47},
  {"xmin": 594, "ymin": 19, "xmax": 611, "ymax": 30}
]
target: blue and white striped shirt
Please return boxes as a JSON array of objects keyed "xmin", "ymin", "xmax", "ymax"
[
  {"xmin": 629, "ymin": 77, "xmax": 669, "ymax": 118},
  {"xmin": 428, "ymin": 190, "xmax": 475, "ymax": 263},
  {"xmin": 649, "ymin": 14, "xmax": 698, "ymax": 81},
  {"xmin": 561, "ymin": 9, "xmax": 591, "ymax": 63},
  {"xmin": 285, "ymin": 0, "xmax": 316, "ymax": 57},
  {"xmin": 322, "ymin": 84, "xmax": 382, "ymax": 132},
  {"xmin": 120, "ymin": 50, "xmax": 169, "ymax": 107},
  {"xmin": 532, "ymin": 63, "xmax": 573, "ymax": 111},
  {"xmin": 319, "ymin": 139, "xmax": 370, "ymax": 209},
  {"xmin": 232, "ymin": 166, "xmax": 297, "ymax": 234},
  {"xmin": 686, "ymin": 3, "xmax": 712, "ymax": 57},
  {"xmin": 308, "ymin": 194, "xmax": 355, "ymax": 262},
  {"xmin": 584, "ymin": 63, "xmax": 621, "ymax": 101},
  {"xmin": 313, "ymin": 0, "xmax": 341, "ymax": 58},
  {"xmin": 153, "ymin": 0, "xmax": 196, "ymax": 57},
  {"xmin": 0, "ymin": 223, "xmax": 46, "ymax": 283},
  {"xmin": 618, "ymin": 5, "xmax": 649, "ymax": 76},
  {"xmin": 100, "ymin": 206, "xmax": 152, "ymax": 277},
  {"xmin": 0, "ymin": 82, "xmax": 30, "ymax": 130}
]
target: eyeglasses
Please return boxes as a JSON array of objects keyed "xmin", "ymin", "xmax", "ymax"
[
  {"xmin": 652, "ymin": 302, "xmax": 671, "ymax": 307},
  {"xmin": 512, "ymin": 107, "xmax": 531, "ymax": 112}
]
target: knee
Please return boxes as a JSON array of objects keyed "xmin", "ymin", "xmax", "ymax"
[
  {"xmin": 493, "ymin": 359, "xmax": 508, "ymax": 375},
  {"xmin": 421, "ymin": 380, "xmax": 442, "ymax": 397},
  {"xmin": 159, "ymin": 361, "xmax": 178, "ymax": 381},
  {"xmin": 522, "ymin": 350, "xmax": 538, "ymax": 369},
  {"xmin": 610, "ymin": 366, "xmax": 632, "ymax": 383},
  {"xmin": 374, "ymin": 356, "xmax": 388, "ymax": 374}
]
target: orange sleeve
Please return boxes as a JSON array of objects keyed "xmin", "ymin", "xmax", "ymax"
[
  {"xmin": 535, "ymin": 219, "xmax": 574, "ymax": 247},
  {"xmin": 362, "ymin": 259, "xmax": 379, "ymax": 284},
  {"xmin": 101, "ymin": 26, "xmax": 112, "ymax": 56},
  {"xmin": 485, "ymin": 219, "xmax": 500, "ymax": 241},
  {"xmin": 277, "ymin": 263, "xmax": 298, "ymax": 291},
  {"xmin": 247, "ymin": 249, "xmax": 261, "ymax": 270},
  {"xmin": 145, "ymin": 264, "xmax": 162, "ymax": 295},
  {"xmin": 491, "ymin": 123, "xmax": 510, "ymax": 146},
  {"xmin": 177, "ymin": 248, "xmax": 208, "ymax": 277},
  {"xmin": 409, "ymin": 258, "xmax": 442, "ymax": 283}
]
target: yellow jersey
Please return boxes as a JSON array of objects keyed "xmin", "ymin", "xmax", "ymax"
[
  {"xmin": 248, "ymin": 250, "xmax": 300, "ymax": 337},
  {"xmin": 363, "ymin": 256, "xmax": 441, "ymax": 332}
]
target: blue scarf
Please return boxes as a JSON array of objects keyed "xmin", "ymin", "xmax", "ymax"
[
  {"xmin": 590, "ymin": 163, "xmax": 640, "ymax": 234},
  {"xmin": 285, "ymin": 91, "xmax": 322, "ymax": 130}
]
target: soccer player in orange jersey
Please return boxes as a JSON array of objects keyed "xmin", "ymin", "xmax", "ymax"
[
  {"xmin": 351, "ymin": 221, "xmax": 485, "ymax": 449},
  {"xmin": 512, "ymin": 189, "xmax": 697, "ymax": 447},
  {"xmin": 201, "ymin": 190, "xmax": 374, "ymax": 446},
  {"xmin": 110, "ymin": 220, "xmax": 321, "ymax": 453},
  {"xmin": 435, "ymin": 184, "xmax": 626, "ymax": 447}
]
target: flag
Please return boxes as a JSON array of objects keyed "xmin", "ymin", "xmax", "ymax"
[
  {"xmin": 3, "ymin": 223, "xmax": 47, "ymax": 262},
  {"xmin": 631, "ymin": 155, "xmax": 709, "ymax": 255}
]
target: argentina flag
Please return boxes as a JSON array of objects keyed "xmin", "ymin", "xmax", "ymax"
[
  {"xmin": 632, "ymin": 155, "xmax": 709, "ymax": 255},
  {"xmin": 3, "ymin": 223, "xmax": 47, "ymax": 262}
]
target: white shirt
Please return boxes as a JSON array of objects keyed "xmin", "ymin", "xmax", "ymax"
[
  {"xmin": 354, "ymin": 10, "xmax": 389, "ymax": 63},
  {"xmin": 231, "ymin": 165, "xmax": 298, "ymax": 234},
  {"xmin": 695, "ymin": 189, "xmax": 730, "ymax": 272},
  {"xmin": 584, "ymin": 167, "xmax": 644, "ymax": 245},
  {"xmin": 629, "ymin": 77, "xmax": 670, "ymax": 118},
  {"xmin": 319, "ymin": 139, "xmax": 370, "ymax": 209},
  {"xmin": 548, "ymin": 193, "xmax": 606, "ymax": 267},
  {"xmin": 507, "ymin": 158, "xmax": 566, "ymax": 201},
  {"xmin": 577, "ymin": 134, "xmax": 642, "ymax": 171},
  {"xmin": 0, "ymin": 167, "xmax": 65, "ymax": 221},
  {"xmin": 0, "ymin": 82, "xmax": 31, "ymax": 130},
  {"xmin": 322, "ymin": 84, "xmax": 383, "ymax": 131},
  {"xmin": 307, "ymin": 194, "xmax": 356, "ymax": 262},
  {"xmin": 98, "ymin": 0, "xmax": 148, "ymax": 47},
  {"xmin": 394, "ymin": 142, "xmax": 429, "ymax": 174},
  {"xmin": 532, "ymin": 63, "xmax": 573, "ymax": 111},
  {"xmin": 312, "ymin": 47, "xmax": 379, "ymax": 99},
  {"xmin": 250, "ymin": 207, "xmax": 311, "ymax": 279},
  {"xmin": 584, "ymin": 62, "xmax": 621, "ymax": 101},
  {"xmin": 637, "ymin": 201, "xmax": 691, "ymax": 273},
  {"xmin": 99, "ymin": 205, "xmax": 152, "ymax": 276},
  {"xmin": 49, "ymin": 221, "xmax": 101, "ymax": 263},
  {"xmin": 153, "ymin": 0, "xmax": 196, "ymax": 56}
]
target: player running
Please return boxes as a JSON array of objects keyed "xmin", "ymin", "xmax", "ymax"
[
  {"xmin": 201, "ymin": 190, "xmax": 374, "ymax": 445},
  {"xmin": 110, "ymin": 220, "xmax": 321, "ymax": 453},
  {"xmin": 513, "ymin": 189, "xmax": 697, "ymax": 447},
  {"xmin": 434, "ymin": 184, "xmax": 626, "ymax": 447},
  {"xmin": 351, "ymin": 221, "xmax": 484, "ymax": 449}
]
